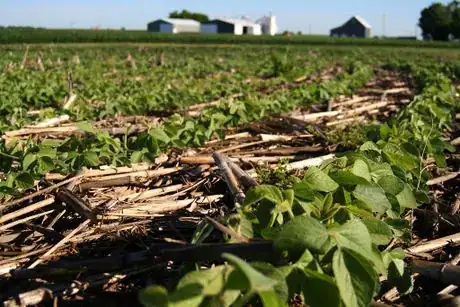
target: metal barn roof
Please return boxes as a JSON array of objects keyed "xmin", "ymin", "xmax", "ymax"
[
  {"xmin": 353, "ymin": 16, "xmax": 371, "ymax": 29},
  {"xmin": 214, "ymin": 18, "xmax": 258, "ymax": 27},
  {"xmin": 159, "ymin": 18, "xmax": 200, "ymax": 26}
]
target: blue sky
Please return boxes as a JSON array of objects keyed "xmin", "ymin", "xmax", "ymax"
[{"xmin": 0, "ymin": 0, "xmax": 450, "ymax": 36}]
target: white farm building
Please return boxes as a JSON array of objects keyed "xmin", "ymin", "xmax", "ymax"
[
  {"xmin": 147, "ymin": 18, "xmax": 200, "ymax": 33},
  {"xmin": 201, "ymin": 18, "xmax": 262, "ymax": 35}
]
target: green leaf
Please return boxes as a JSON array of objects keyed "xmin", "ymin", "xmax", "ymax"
[
  {"xmin": 377, "ymin": 175, "xmax": 405, "ymax": 195},
  {"xmin": 150, "ymin": 127, "xmax": 170, "ymax": 143},
  {"xmin": 244, "ymin": 185, "xmax": 283, "ymax": 207},
  {"xmin": 139, "ymin": 285, "xmax": 168, "ymax": 307},
  {"xmin": 83, "ymin": 151, "xmax": 99, "ymax": 166},
  {"xmin": 131, "ymin": 150, "xmax": 144, "ymax": 163},
  {"xmin": 177, "ymin": 265, "xmax": 229, "ymax": 296},
  {"xmin": 22, "ymin": 153, "xmax": 37, "ymax": 170},
  {"xmin": 169, "ymin": 284, "xmax": 204, "ymax": 307},
  {"xmin": 303, "ymin": 166, "xmax": 339, "ymax": 192},
  {"xmin": 369, "ymin": 163, "xmax": 394, "ymax": 181},
  {"xmin": 332, "ymin": 249, "xmax": 377, "ymax": 307},
  {"xmin": 252, "ymin": 262, "xmax": 289, "ymax": 303},
  {"xmin": 396, "ymin": 184, "xmax": 418, "ymax": 208},
  {"xmin": 222, "ymin": 253, "xmax": 277, "ymax": 293},
  {"xmin": 14, "ymin": 172, "xmax": 34, "ymax": 189},
  {"xmin": 274, "ymin": 215, "xmax": 330, "ymax": 254},
  {"xmin": 37, "ymin": 156, "xmax": 54, "ymax": 174},
  {"xmin": 362, "ymin": 219, "xmax": 393, "ymax": 246},
  {"xmin": 191, "ymin": 220, "xmax": 214, "ymax": 244},
  {"xmin": 259, "ymin": 291, "xmax": 286, "ymax": 307},
  {"xmin": 330, "ymin": 171, "xmax": 369, "ymax": 186},
  {"xmin": 302, "ymin": 269, "xmax": 341, "ymax": 307},
  {"xmin": 76, "ymin": 121, "xmax": 95, "ymax": 133},
  {"xmin": 352, "ymin": 159, "xmax": 372, "ymax": 182},
  {"xmin": 383, "ymin": 143, "xmax": 418, "ymax": 171},
  {"xmin": 353, "ymin": 184, "xmax": 391, "ymax": 214},
  {"xmin": 329, "ymin": 219, "xmax": 374, "ymax": 262},
  {"xmin": 293, "ymin": 182, "xmax": 316, "ymax": 201},
  {"xmin": 360, "ymin": 141, "xmax": 381, "ymax": 153},
  {"xmin": 37, "ymin": 147, "xmax": 56, "ymax": 158}
]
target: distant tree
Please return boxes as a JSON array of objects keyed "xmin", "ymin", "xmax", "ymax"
[
  {"xmin": 451, "ymin": 1, "xmax": 460, "ymax": 38},
  {"xmin": 297, "ymin": 31, "xmax": 303, "ymax": 35},
  {"xmin": 419, "ymin": 2, "xmax": 452, "ymax": 40},
  {"xmin": 169, "ymin": 10, "xmax": 209, "ymax": 23}
]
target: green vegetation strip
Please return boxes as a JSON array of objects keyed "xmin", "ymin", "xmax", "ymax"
[{"xmin": 1, "ymin": 28, "xmax": 460, "ymax": 48}]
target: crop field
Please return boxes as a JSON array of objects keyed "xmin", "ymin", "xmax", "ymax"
[{"xmin": 0, "ymin": 43, "xmax": 459, "ymax": 306}]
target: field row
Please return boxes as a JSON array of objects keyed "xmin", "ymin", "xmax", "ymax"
[{"xmin": 0, "ymin": 45, "xmax": 459, "ymax": 306}]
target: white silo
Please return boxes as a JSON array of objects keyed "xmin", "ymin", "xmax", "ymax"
[{"xmin": 257, "ymin": 14, "xmax": 278, "ymax": 35}]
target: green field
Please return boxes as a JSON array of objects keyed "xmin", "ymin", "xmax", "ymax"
[
  {"xmin": 1, "ymin": 27, "xmax": 460, "ymax": 48},
  {"xmin": 0, "ymin": 43, "xmax": 459, "ymax": 306}
]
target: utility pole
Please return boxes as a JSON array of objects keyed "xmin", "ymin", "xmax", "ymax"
[{"xmin": 309, "ymin": 24, "xmax": 311, "ymax": 35}]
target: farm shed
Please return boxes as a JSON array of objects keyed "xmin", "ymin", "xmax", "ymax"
[
  {"xmin": 201, "ymin": 19, "xmax": 261, "ymax": 35},
  {"xmin": 147, "ymin": 18, "xmax": 200, "ymax": 34},
  {"xmin": 330, "ymin": 16, "xmax": 371, "ymax": 38}
]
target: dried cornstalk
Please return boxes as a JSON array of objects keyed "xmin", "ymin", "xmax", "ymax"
[
  {"xmin": 36, "ymin": 54, "xmax": 45, "ymax": 72},
  {"xmin": 73, "ymin": 54, "xmax": 80, "ymax": 65},
  {"xmin": 26, "ymin": 115, "xmax": 70, "ymax": 128},
  {"xmin": 28, "ymin": 219, "xmax": 90, "ymax": 268},
  {"xmin": 213, "ymin": 152, "xmax": 245, "ymax": 204},
  {"xmin": 78, "ymin": 167, "xmax": 181, "ymax": 190},
  {"xmin": 427, "ymin": 172, "xmax": 460, "ymax": 186},
  {"xmin": 20, "ymin": 45, "xmax": 29, "ymax": 69},
  {"xmin": 0, "ymin": 210, "xmax": 55, "ymax": 232},
  {"xmin": 127, "ymin": 53, "xmax": 137, "ymax": 69},
  {"xmin": 104, "ymin": 195, "xmax": 222, "ymax": 217},
  {"xmin": 0, "ymin": 197, "xmax": 55, "ymax": 224},
  {"xmin": 118, "ymin": 183, "xmax": 183, "ymax": 201},
  {"xmin": 407, "ymin": 232, "xmax": 460, "ymax": 254}
]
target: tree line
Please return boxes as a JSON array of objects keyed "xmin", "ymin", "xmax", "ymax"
[
  {"xmin": 169, "ymin": 10, "xmax": 209, "ymax": 23},
  {"xmin": 419, "ymin": 1, "xmax": 460, "ymax": 40}
]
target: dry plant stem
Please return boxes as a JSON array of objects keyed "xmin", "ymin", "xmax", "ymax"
[
  {"xmin": 427, "ymin": 172, "xmax": 460, "ymax": 186},
  {"xmin": 333, "ymin": 95, "xmax": 374, "ymax": 108},
  {"xmin": 212, "ymin": 153, "xmax": 245, "ymax": 204},
  {"xmin": 225, "ymin": 157, "xmax": 258, "ymax": 190},
  {"xmin": 27, "ymin": 115, "xmax": 70, "ymax": 128},
  {"xmin": 0, "ymin": 197, "xmax": 55, "ymax": 224},
  {"xmin": 204, "ymin": 216, "xmax": 248, "ymax": 243},
  {"xmin": 205, "ymin": 132, "xmax": 251, "ymax": 144},
  {"xmin": 2, "ymin": 175, "xmax": 83, "ymax": 210},
  {"xmin": 118, "ymin": 183, "xmax": 183, "ymax": 201},
  {"xmin": 437, "ymin": 253, "xmax": 460, "ymax": 295},
  {"xmin": 28, "ymin": 219, "xmax": 91, "ymax": 269},
  {"xmin": 20, "ymin": 45, "xmax": 29, "ymax": 69},
  {"xmin": 285, "ymin": 154, "xmax": 336, "ymax": 172},
  {"xmin": 180, "ymin": 155, "xmax": 298, "ymax": 165},
  {"xmin": 411, "ymin": 259, "xmax": 460, "ymax": 287},
  {"xmin": 450, "ymin": 195, "xmax": 460, "ymax": 216},
  {"xmin": 56, "ymin": 189, "xmax": 96, "ymax": 221},
  {"xmin": 0, "ymin": 246, "xmax": 50, "ymax": 266},
  {"xmin": 78, "ymin": 167, "xmax": 181, "ymax": 190},
  {"xmin": 451, "ymin": 137, "xmax": 460, "ymax": 146},
  {"xmin": 406, "ymin": 232, "xmax": 460, "ymax": 254},
  {"xmin": 216, "ymin": 140, "xmax": 269, "ymax": 154},
  {"xmin": 104, "ymin": 195, "xmax": 222, "ymax": 217},
  {"xmin": 0, "ymin": 210, "xmax": 55, "ymax": 232},
  {"xmin": 81, "ymin": 163, "xmax": 153, "ymax": 178}
]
